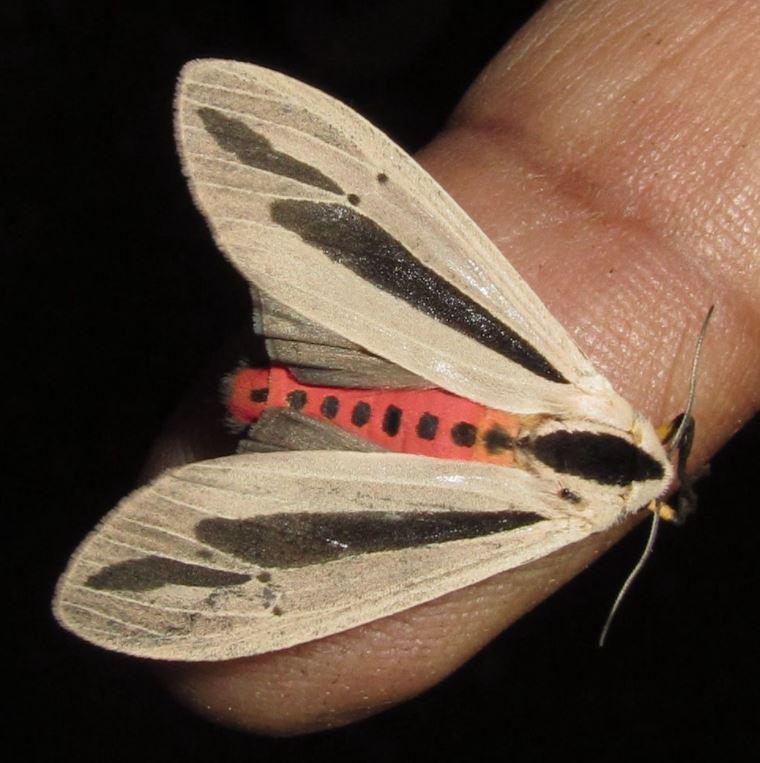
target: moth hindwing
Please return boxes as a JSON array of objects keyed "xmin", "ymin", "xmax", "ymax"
[{"xmin": 52, "ymin": 59, "xmax": 672, "ymax": 661}]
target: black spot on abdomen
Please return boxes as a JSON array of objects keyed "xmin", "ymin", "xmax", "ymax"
[
  {"xmin": 417, "ymin": 413, "xmax": 439, "ymax": 440},
  {"xmin": 451, "ymin": 422, "xmax": 477, "ymax": 447},
  {"xmin": 382, "ymin": 405, "xmax": 402, "ymax": 436},
  {"xmin": 351, "ymin": 401, "xmax": 371, "ymax": 427}
]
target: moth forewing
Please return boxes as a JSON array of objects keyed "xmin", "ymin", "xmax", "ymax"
[
  {"xmin": 54, "ymin": 452, "xmax": 636, "ymax": 661},
  {"xmin": 53, "ymin": 58, "xmax": 675, "ymax": 662},
  {"xmin": 175, "ymin": 59, "xmax": 635, "ymax": 425}
]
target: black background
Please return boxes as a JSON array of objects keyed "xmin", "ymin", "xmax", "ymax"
[{"xmin": 7, "ymin": 2, "xmax": 758, "ymax": 760}]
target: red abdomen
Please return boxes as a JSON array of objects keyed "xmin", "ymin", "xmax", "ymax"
[{"xmin": 227, "ymin": 366, "xmax": 519, "ymax": 466}]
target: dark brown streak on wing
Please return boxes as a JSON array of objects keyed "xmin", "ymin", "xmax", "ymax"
[
  {"xmin": 195, "ymin": 510, "xmax": 546, "ymax": 568},
  {"xmin": 197, "ymin": 107, "xmax": 344, "ymax": 195},
  {"xmin": 85, "ymin": 556, "xmax": 251, "ymax": 592},
  {"xmin": 269, "ymin": 199, "xmax": 568, "ymax": 383}
]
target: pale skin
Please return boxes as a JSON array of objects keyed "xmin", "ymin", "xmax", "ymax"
[{"xmin": 138, "ymin": 0, "xmax": 759, "ymax": 735}]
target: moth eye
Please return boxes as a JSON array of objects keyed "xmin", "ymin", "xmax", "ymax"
[{"xmin": 559, "ymin": 487, "xmax": 582, "ymax": 504}]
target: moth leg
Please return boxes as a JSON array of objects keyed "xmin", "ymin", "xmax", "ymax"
[{"xmin": 647, "ymin": 500, "xmax": 677, "ymax": 523}]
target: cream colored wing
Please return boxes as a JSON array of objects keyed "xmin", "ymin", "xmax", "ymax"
[
  {"xmin": 175, "ymin": 59, "xmax": 631, "ymax": 428},
  {"xmin": 53, "ymin": 451, "xmax": 622, "ymax": 661}
]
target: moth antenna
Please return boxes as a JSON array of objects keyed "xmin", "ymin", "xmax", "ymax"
[
  {"xmin": 598, "ymin": 504, "xmax": 661, "ymax": 647},
  {"xmin": 598, "ymin": 305, "xmax": 714, "ymax": 647},
  {"xmin": 667, "ymin": 304, "xmax": 714, "ymax": 458}
]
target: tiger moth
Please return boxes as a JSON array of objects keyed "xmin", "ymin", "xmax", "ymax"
[{"xmin": 53, "ymin": 59, "xmax": 680, "ymax": 661}]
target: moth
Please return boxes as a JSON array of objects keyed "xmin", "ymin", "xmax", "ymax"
[{"xmin": 53, "ymin": 59, "xmax": 679, "ymax": 661}]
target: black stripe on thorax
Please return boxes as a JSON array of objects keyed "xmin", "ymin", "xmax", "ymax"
[
  {"xmin": 269, "ymin": 199, "xmax": 567, "ymax": 384},
  {"xmin": 195, "ymin": 510, "xmax": 545, "ymax": 568},
  {"xmin": 528, "ymin": 430, "xmax": 665, "ymax": 486}
]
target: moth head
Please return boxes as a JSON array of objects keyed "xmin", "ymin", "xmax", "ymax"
[
  {"xmin": 644, "ymin": 305, "xmax": 714, "ymax": 523},
  {"xmin": 517, "ymin": 413, "xmax": 673, "ymax": 520},
  {"xmin": 624, "ymin": 411, "xmax": 674, "ymax": 513}
]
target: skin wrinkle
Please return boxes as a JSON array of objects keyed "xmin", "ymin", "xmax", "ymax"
[
  {"xmin": 464, "ymin": 104, "xmax": 731, "ymax": 309},
  {"xmin": 447, "ymin": 31, "xmax": 758, "ymax": 430},
  {"xmin": 145, "ymin": 0, "xmax": 760, "ymax": 736},
  {"xmin": 459, "ymin": 10, "xmax": 760, "ymax": 307},
  {"xmin": 435, "ymin": 124, "xmax": 712, "ymax": 417}
]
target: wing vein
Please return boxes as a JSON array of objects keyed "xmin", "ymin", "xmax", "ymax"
[
  {"xmin": 72, "ymin": 585, "xmax": 268, "ymax": 620},
  {"xmin": 62, "ymin": 602, "xmax": 165, "ymax": 636},
  {"xmin": 183, "ymin": 77, "xmax": 291, "ymax": 107}
]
